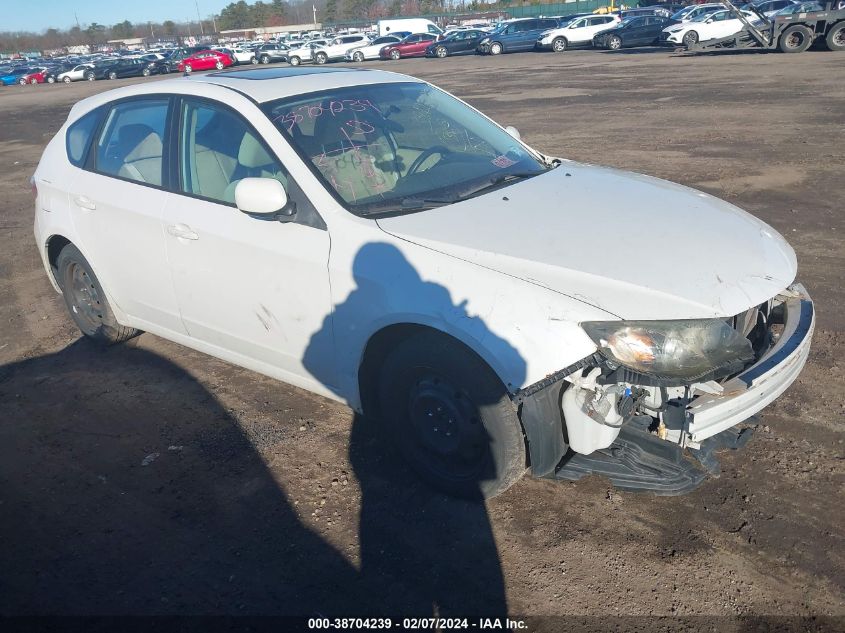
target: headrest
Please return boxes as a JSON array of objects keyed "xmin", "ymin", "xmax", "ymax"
[
  {"xmin": 119, "ymin": 124, "xmax": 162, "ymax": 161},
  {"xmin": 238, "ymin": 133, "xmax": 274, "ymax": 168}
]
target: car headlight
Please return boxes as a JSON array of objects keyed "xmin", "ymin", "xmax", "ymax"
[{"xmin": 581, "ymin": 319, "xmax": 754, "ymax": 382}]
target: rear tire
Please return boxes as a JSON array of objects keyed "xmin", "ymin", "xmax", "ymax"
[
  {"xmin": 30, "ymin": 78, "xmax": 38, "ymax": 85},
  {"xmin": 289, "ymin": 55, "xmax": 301, "ymax": 65},
  {"xmin": 315, "ymin": 52, "xmax": 328, "ymax": 64},
  {"xmin": 184, "ymin": 64, "xmax": 192, "ymax": 73},
  {"xmin": 142, "ymin": 67, "xmax": 151, "ymax": 76},
  {"xmin": 779, "ymin": 24, "xmax": 813, "ymax": 53},
  {"xmin": 47, "ymin": 76, "xmax": 56, "ymax": 83},
  {"xmin": 377, "ymin": 332, "xmax": 526, "ymax": 499},
  {"xmin": 86, "ymin": 72, "xmax": 95, "ymax": 81},
  {"xmin": 56, "ymin": 244, "xmax": 140, "ymax": 345},
  {"xmin": 108, "ymin": 71, "xmax": 117, "ymax": 80},
  {"xmin": 552, "ymin": 37, "xmax": 567, "ymax": 52},
  {"xmin": 19, "ymin": 78, "xmax": 26, "ymax": 85},
  {"xmin": 824, "ymin": 21, "xmax": 845, "ymax": 51},
  {"xmin": 215, "ymin": 61, "xmax": 224, "ymax": 69},
  {"xmin": 251, "ymin": 56, "xmax": 259, "ymax": 64},
  {"xmin": 260, "ymin": 55, "xmax": 271, "ymax": 64}
]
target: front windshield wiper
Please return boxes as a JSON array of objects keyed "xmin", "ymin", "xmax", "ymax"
[{"xmin": 451, "ymin": 171, "xmax": 543, "ymax": 202}]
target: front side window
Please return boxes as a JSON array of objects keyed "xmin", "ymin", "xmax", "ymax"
[
  {"xmin": 179, "ymin": 100, "xmax": 288, "ymax": 205},
  {"xmin": 263, "ymin": 82, "xmax": 546, "ymax": 216},
  {"xmin": 95, "ymin": 99, "xmax": 168, "ymax": 186}
]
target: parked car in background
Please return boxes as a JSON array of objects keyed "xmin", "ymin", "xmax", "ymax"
[
  {"xmin": 743, "ymin": 0, "xmax": 799, "ymax": 16},
  {"xmin": 313, "ymin": 35, "xmax": 370, "ymax": 63},
  {"xmin": 772, "ymin": 0, "xmax": 823, "ymax": 13},
  {"xmin": 286, "ymin": 40, "xmax": 329, "ymax": 65},
  {"xmin": 593, "ymin": 15, "xmax": 674, "ymax": 48},
  {"xmin": 87, "ymin": 58, "xmax": 159, "ymax": 80},
  {"xmin": 227, "ymin": 47, "xmax": 256, "ymax": 64},
  {"xmin": 670, "ymin": 3, "xmax": 727, "ymax": 22},
  {"xmin": 255, "ymin": 43, "xmax": 290, "ymax": 64},
  {"xmin": 537, "ymin": 14, "xmax": 620, "ymax": 51},
  {"xmin": 379, "ymin": 33, "xmax": 439, "ymax": 59},
  {"xmin": 345, "ymin": 35, "xmax": 403, "ymax": 61},
  {"xmin": 425, "ymin": 29, "xmax": 487, "ymax": 57},
  {"xmin": 661, "ymin": 8, "xmax": 763, "ymax": 45},
  {"xmin": 178, "ymin": 50, "xmax": 234, "ymax": 73},
  {"xmin": 477, "ymin": 17, "xmax": 562, "ymax": 54},
  {"xmin": 18, "ymin": 67, "xmax": 49, "ymax": 85},
  {"xmin": 1, "ymin": 67, "xmax": 33, "ymax": 85},
  {"xmin": 57, "ymin": 64, "xmax": 94, "ymax": 83}
]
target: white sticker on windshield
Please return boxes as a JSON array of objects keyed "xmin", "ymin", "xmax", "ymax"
[{"xmin": 491, "ymin": 155, "xmax": 516, "ymax": 169}]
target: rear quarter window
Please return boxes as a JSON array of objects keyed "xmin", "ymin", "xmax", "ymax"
[{"xmin": 66, "ymin": 108, "xmax": 101, "ymax": 167}]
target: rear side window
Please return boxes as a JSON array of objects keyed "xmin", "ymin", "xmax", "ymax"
[
  {"xmin": 95, "ymin": 99, "xmax": 169, "ymax": 187},
  {"xmin": 66, "ymin": 109, "xmax": 101, "ymax": 167}
]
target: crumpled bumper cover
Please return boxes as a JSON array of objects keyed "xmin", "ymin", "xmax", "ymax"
[{"xmin": 686, "ymin": 283, "xmax": 814, "ymax": 443}]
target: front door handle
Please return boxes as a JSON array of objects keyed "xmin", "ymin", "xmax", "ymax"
[
  {"xmin": 166, "ymin": 224, "xmax": 199, "ymax": 241},
  {"xmin": 73, "ymin": 195, "xmax": 96, "ymax": 211}
]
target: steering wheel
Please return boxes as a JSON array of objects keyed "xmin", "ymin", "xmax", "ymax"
[{"xmin": 407, "ymin": 146, "xmax": 450, "ymax": 175}]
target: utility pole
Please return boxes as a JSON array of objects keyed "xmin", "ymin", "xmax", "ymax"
[
  {"xmin": 150, "ymin": 21, "xmax": 155, "ymax": 38},
  {"xmin": 195, "ymin": 0, "xmax": 205, "ymax": 36},
  {"xmin": 74, "ymin": 12, "xmax": 81, "ymax": 29},
  {"xmin": 313, "ymin": 4, "xmax": 317, "ymax": 28},
  {"xmin": 211, "ymin": 14, "xmax": 218, "ymax": 34}
]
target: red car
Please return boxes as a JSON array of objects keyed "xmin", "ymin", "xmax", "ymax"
[
  {"xmin": 19, "ymin": 67, "xmax": 48, "ymax": 85},
  {"xmin": 379, "ymin": 33, "xmax": 440, "ymax": 60},
  {"xmin": 177, "ymin": 50, "xmax": 234, "ymax": 73}
]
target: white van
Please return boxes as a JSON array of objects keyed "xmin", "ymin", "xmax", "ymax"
[{"xmin": 378, "ymin": 18, "xmax": 443, "ymax": 37}]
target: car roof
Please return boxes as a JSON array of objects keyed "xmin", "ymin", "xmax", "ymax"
[{"xmin": 68, "ymin": 67, "xmax": 422, "ymax": 115}]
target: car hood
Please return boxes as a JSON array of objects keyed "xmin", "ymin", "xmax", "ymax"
[{"xmin": 376, "ymin": 162, "xmax": 797, "ymax": 320}]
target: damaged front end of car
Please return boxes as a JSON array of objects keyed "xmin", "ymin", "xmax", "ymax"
[{"xmin": 516, "ymin": 284, "xmax": 815, "ymax": 495}]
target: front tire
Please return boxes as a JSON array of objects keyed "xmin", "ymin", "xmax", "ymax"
[
  {"xmin": 608, "ymin": 35, "xmax": 623, "ymax": 50},
  {"xmin": 779, "ymin": 25, "xmax": 813, "ymax": 53},
  {"xmin": 56, "ymin": 244, "xmax": 140, "ymax": 345},
  {"xmin": 260, "ymin": 55, "xmax": 271, "ymax": 64},
  {"xmin": 353, "ymin": 51, "xmax": 365, "ymax": 62},
  {"xmin": 377, "ymin": 332, "xmax": 526, "ymax": 499},
  {"xmin": 683, "ymin": 30, "xmax": 699, "ymax": 47},
  {"xmin": 142, "ymin": 67, "xmax": 151, "ymax": 76},
  {"xmin": 86, "ymin": 72, "xmax": 95, "ymax": 81},
  {"xmin": 19, "ymin": 78, "xmax": 27, "ymax": 85},
  {"xmin": 108, "ymin": 71, "xmax": 117, "ymax": 80},
  {"xmin": 390, "ymin": 49, "xmax": 401, "ymax": 60},
  {"xmin": 489, "ymin": 42, "xmax": 503, "ymax": 55},
  {"xmin": 435, "ymin": 46, "xmax": 448, "ymax": 58},
  {"xmin": 63, "ymin": 76, "xmax": 71, "ymax": 83},
  {"xmin": 289, "ymin": 55, "xmax": 301, "ymax": 65},
  {"xmin": 47, "ymin": 76, "xmax": 56, "ymax": 83},
  {"xmin": 315, "ymin": 52, "xmax": 328, "ymax": 64},
  {"xmin": 251, "ymin": 56, "xmax": 259, "ymax": 64},
  {"xmin": 826, "ymin": 21, "xmax": 845, "ymax": 51},
  {"xmin": 215, "ymin": 61, "xmax": 224, "ymax": 69},
  {"xmin": 552, "ymin": 37, "xmax": 567, "ymax": 52},
  {"xmin": 184, "ymin": 64, "xmax": 192, "ymax": 73}
]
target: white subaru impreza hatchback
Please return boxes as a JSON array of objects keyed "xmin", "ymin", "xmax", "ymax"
[{"xmin": 33, "ymin": 67, "xmax": 814, "ymax": 498}]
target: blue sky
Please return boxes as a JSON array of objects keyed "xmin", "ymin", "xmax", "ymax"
[{"xmin": 7, "ymin": 0, "xmax": 234, "ymax": 32}]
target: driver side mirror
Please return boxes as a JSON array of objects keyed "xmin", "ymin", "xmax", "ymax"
[
  {"xmin": 235, "ymin": 177, "xmax": 296, "ymax": 222},
  {"xmin": 505, "ymin": 126, "xmax": 521, "ymax": 141}
]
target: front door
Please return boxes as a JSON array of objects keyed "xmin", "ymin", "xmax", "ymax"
[{"xmin": 163, "ymin": 97, "xmax": 335, "ymax": 386}]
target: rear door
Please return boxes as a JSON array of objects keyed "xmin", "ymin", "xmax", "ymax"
[
  {"xmin": 65, "ymin": 97, "xmax": 185, "ymax": 334},
  {"xmin": 163, "ymin": 96, "xmax": 334, "ymax": 384}
]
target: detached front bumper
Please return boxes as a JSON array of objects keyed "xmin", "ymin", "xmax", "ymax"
[{"xmin": 687, "ymin": 284, "xmax": 814, "ymax": 443}]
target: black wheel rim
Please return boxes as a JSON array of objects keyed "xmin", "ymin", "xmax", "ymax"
[
  {"xmin": 68, "ymin": 263, "xmax": 103, "ymax": 332},
  {"xmin": 406, "ymin": 374, "xmax": 486, "ymax": 481}
]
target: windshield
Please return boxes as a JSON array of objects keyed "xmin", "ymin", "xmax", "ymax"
[
  {"xmin": 262, "ymin": 82, "xmax": 547, "ymax": 215},
  {"xmin": 776, "ymin": 1, "xmax": 821, "ymax": 12}
]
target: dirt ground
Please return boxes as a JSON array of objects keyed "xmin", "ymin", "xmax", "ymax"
[{"xmin": 0, "ymin": 48, "xmax": 843, "ymax": 627}]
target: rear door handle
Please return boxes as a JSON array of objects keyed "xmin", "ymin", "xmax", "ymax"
[
  {"xmin": 166, "ymin": 224, "xmax": 199, "ymax": 241},
  {"xmin": 73, "ymin": 195, "xmax": 96, "ymax": 211}
]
